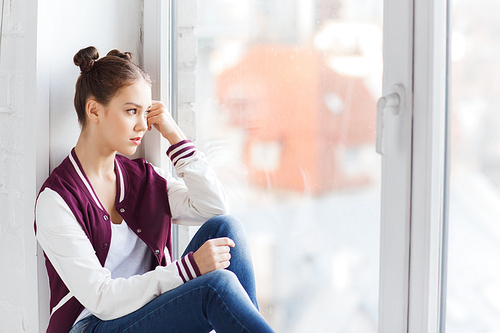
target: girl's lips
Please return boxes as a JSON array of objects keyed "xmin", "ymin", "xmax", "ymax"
[{"xmin": 130, "ymin": 137, "xmax": 142, "ymax": 145}]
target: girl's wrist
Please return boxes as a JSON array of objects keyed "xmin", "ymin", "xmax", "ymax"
[{"xmin": 164, "ymin": 131, "xmax": 187, "ymax": 145}]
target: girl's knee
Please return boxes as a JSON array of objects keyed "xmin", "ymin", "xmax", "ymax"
[
  {"xmin": 207, "ymin": 268, "xmax": 237, "ymax": 281},
  {"xmin": 202, "ymin": 270, "xmax": 249, "ymax": 305},
  {"xmin": 205, "ymin": 215, "xmax": 245, "ymax": 235},
  {"xmin": 205, "ymin": 269, "xmax": 240, "ymax": 290}
]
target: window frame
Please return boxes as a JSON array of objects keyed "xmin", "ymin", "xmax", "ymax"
[
  {"xmin": 143, "ymin": 0, "xmax": 188, "ymax": 259},
  {"xmin": 377, "ymin": 0, "xmax": 414, "ymax": 330},
  {"xmin": 377, "ymin": 0, "xmax": 450, "ymax": 331},
  {"xmin": 143, "ymin": 0, "xmax": 172, "ymax": 171},
  {"xmin": 378, "ymin": 0, "xmax": 449, "ymax": 332},
  {"xmin": 407, "ymin": 0, "xmax": 449, "ymax": 332},
  {"xmin": 144, "ymin": 0, "xmax": 451, "ymax": 331}
]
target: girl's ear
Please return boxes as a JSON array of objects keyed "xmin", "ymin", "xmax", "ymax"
[{"xmin": 86, "ymin": 99, "xmax": 101, "ymax": 124}]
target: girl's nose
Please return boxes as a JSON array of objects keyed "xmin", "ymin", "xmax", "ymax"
[{"xmin": 135, "ymin": 113, "xmax": 148, "ymax": 132}]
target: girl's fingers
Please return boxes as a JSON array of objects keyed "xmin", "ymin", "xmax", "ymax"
[
  {"xmin": 149, "ymin": 101, "xmax": 170, "ymax": 118},
  {"xmin": 210, "ymin": 237, "xmax": 235, "ymax": 248},
  {"xmin": 151, "ymin": 100, "xmax": 167, "ymax": 110},
  {"xmin": 146, "ymin": 114, "xmax": 161, "ymax": 130},
  {"xmin": 146, "ymin": 100, "xmax": 187, "ymax": 144},
  {"xmin": 147, "ymin": 113, "xmax": 172, "ymax": 132},
  {"xmin": 192, "ymin": 237, "xmax": 236, "ymax": 274},
  {"xmin": 219, "ymin": 252, "xmax": 231, "ymax": 262},
  {"xmin": 146, "ymin": 102, "xmax": 178, "ymax": 134},
  {"xmin": 218, "ymin": 246, "xmax": 230, "ymax": 254}
]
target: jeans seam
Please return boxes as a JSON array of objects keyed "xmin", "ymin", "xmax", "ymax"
[
  {"xmin": 120, "ymin": 286, "xmax": 207, "ymax": 332},
  {"xmin": 205, "ymin": 284, "xmax": 252, "ymax": 333},
  {"xmin": 117, "ymin": 282, "xmax": 252, "ymax": 333}
]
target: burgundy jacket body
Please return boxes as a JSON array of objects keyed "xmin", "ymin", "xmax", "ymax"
[{"xmin": 35, "ymin": 149, "xmax": 173, "ymax": 333}]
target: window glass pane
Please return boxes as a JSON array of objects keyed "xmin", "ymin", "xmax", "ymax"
[
  {"xmin": 194, "ymin": 1, "xmax": 382, "ymax": 331},
  {"xmin": 447, "ymin": 0, "xmax": 500, "ymax": 330}
]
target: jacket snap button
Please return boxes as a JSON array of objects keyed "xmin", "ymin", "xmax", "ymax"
[
  {"xmin": 103, "ymin": 215, "xmax": 108, "ymax": 221},
  {"xmin": 101, "ymin": 243, "xmax": 108, "ymax": 249},
  {"xmin": 155, "ymin": 249, "xmax": 160, "ymax": 255},
  {"xmin": 137, "ymin": 229, "xmax": 142, "ymax": 233},
  {"xmin": 119, "ymin": 208, "xmax": 125, "ymax": 213}
]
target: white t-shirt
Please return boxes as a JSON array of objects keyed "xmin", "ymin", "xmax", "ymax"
[{"xmin": 74, "ymin": 220, "xmax": 154, "ymax": 325}]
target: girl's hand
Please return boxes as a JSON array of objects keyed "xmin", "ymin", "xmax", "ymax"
[
  {"xmin": 146, "ymin": 101, "xmax": 187, "ymax": 145},
  {"xmin": 193, "ymin": 237, "xmax": 236, "ymax": 275}
]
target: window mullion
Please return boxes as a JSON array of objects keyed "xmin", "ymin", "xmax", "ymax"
[
  {"xmin": 142, "ymin": 0, "xmax": 179, "ymax": 257},
  {"xmin": 408, "ymin": 0, "xmax": 448, "ymax": 332},
  {"xmin": 378, "ymin": 0, "xmax": 414, "ymax": 331}
]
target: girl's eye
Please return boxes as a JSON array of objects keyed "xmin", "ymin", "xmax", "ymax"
[
  {"xmin": 144, "ymin": 110, "xmax": 150, "ymax": 117},
  {"xmin": 127, "ymin": 109, "xmax": 137, "ymax": 115}
]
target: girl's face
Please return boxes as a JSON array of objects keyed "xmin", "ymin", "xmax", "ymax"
[{"xmin": 96, "ymin": 79, "xmax": 152, "ymax": 156}]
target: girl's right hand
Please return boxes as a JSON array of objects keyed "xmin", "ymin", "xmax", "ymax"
[
  {"xmin": 147, "ymin": 101, "xmax": 187, "ymax": 145},
  {"xmin": 193, "ymin": 237, "xmax": 235, "ymax": 275}
]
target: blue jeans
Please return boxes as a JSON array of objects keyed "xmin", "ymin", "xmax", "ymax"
[{"xmin": 69, "ymin": 215, "xmax": 274, "ymax": 333}]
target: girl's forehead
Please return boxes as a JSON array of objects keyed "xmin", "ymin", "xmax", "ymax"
[{"xmin": 112, "ymin": 80, "xmax": 152, "ymax": 106}]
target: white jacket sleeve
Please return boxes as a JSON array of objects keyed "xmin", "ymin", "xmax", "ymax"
[
  {"xmin": 154, "ymin": 140, "xmax": 230, "ymax": 225},
  {"xmin": 36, "ymin": 188, "xmax": 200, "ymax": 321}
]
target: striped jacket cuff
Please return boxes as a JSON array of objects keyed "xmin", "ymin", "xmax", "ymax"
[
  {"xmin": 167, "ymin": 140, "xmax": 197, "ymax": 167},
  {"xmin": 175, "ymin": 252, "xmax": 202, "ymax": 283}
]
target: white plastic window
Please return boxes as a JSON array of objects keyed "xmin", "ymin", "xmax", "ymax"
[
  {"xmin": 446, "ymin": 0, "xmax": 500, "ymax": 331},
  {"xmin": 152, "ymin": 0, "xmax": 458, "ymax": 332},
  {"xmin": 193, "ymin": 0, "xmax": 383, "ymax": 331}
]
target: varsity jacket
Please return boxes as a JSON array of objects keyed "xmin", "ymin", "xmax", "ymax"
[{"xmin": 34, "ymin": 140, "xmax": 229, "ymax": 333}]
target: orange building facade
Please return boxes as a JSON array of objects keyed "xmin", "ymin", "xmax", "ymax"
[{"xmin": 217, "ymin": 45, "xmax": 377, "ymax": 195}]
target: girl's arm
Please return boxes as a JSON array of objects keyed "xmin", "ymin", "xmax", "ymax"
[
  {"xmin": 36, "ymin": 188, "xmax": 201, "ymax": 321},
  {"xmin": 147, "ymin": 101, "xmax": 229, "ymax": 224},
  {"xmin": 153, "ymin": 140, "xmax": 230, "ymax": 225}
]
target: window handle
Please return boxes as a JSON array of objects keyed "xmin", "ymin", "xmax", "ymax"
[{"xmin": 376, "ymin": 84, "xmax": 406, "ymax": 155}]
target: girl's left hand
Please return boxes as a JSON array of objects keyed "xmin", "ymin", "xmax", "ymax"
[{"xmin": 147, "ymin": 101, "xmax": 187, "ymax": 145}]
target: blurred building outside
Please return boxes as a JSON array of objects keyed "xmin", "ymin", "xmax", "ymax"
[
  {"xmin": 216, "ymin": 44, "xmax": 377, "ymax": 195},
  {"xmin": 446, "ymin": 0, "xmax": 500, "ymax": 331},
  {"xmin": 193, "ymin": 1, "xmax": 383, "ymax": 331}
]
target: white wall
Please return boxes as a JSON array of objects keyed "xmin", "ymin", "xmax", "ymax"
[
  {"xmin": 1, "ymin": 0, "xmax": 143, "ymax": 331},
  {"xmin": 1, "ymin": 0, "xmax": 198, "ymax": 331},
  {"xmin": 0, "ymin": 0, "xmax": 41, "ymax": 331},
  {"xmin": 38, "ymin": 0, "xmax": 144, "ymax": 169},
  {"xmin": 177, "ymin": 0, "xmax": 198, "ymax": 140}
]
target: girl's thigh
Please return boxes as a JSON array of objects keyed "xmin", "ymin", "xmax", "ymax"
[
  {"xmin": 85, "ymin": 269, "xmax": 264, "ymax": 333},
  {"xmin": 85, "ymin": 276, "xmax": 215, "ymax": 333}
]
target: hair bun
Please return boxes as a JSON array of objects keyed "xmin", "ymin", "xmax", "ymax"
[
  {"xmin": 74, "ymin": 46, "xmax": 99, "ymax": 73},
  {"xmin": 106, "ymin": 49, "xmax": 133, "ymax": 61}
]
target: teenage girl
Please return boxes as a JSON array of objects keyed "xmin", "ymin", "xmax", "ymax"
[{"xmin": 35, "ymin": 46, "xmax": 275, "ymax": 333}]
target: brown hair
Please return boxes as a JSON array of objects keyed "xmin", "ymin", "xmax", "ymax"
[{"xmin": 73, "ymin": 46, "xmax": 151, "ymax": 126}]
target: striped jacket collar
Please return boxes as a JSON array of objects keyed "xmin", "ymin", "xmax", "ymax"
[{"xmin": 68, "ymin": 148, "xmax": 126, "ymax": 211}]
